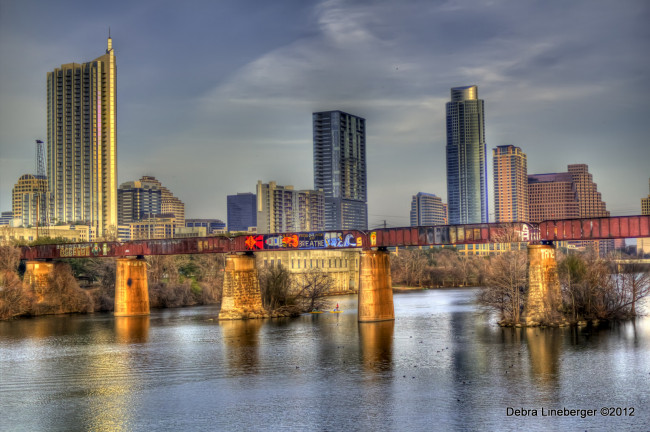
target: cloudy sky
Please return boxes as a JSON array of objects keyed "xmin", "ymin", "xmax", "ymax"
[{"xmin": 1, "ymin": 0, "xmax": 649, "ymax": 228}]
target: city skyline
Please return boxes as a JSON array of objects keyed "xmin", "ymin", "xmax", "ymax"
[{"xmin": 1, "ymin": 0, "xmax": 649, "ymax": 228}]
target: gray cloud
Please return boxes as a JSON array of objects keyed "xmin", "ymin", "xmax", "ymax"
[{"xmin": 1, "ymin": 0, "xmax": 648, "ymax": 225}]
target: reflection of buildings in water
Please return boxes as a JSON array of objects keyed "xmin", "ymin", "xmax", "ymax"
[
  {"xmin": 526, "ymin": 327, "xmax": 561, "ymax": 385},
  {"xmin": 359, "ymin": 321, "xmax": 394, "ymax": 372},
  {"xmin": 84, "ymin": 318, "xmax": 151, "ymax": 431},
  {"xmin": 115, "ymin": 316, "xmax": 150, "ymax": 344},
  {"xmin": 220, "ymin": 319, "xmax": 263, "ymax": 374}
]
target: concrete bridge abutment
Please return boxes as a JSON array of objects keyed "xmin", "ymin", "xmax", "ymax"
[
  {"xmin": 358, "ymin": 248, "xmax": 395, "ymax": 323},
  {"xmin": 219, "ymin": 253, "xmax": 267, "ymax": 320},
  {"xmin": 24, "ymin": 260, "xmax": 54, "ymax": 299},
  {"xmin": 114, "ymin": 257, "xmax": 150, "ymax": 316},
  {"xmin": 524, "ymin": 244, "xmax": 563, "ymax": 325}
]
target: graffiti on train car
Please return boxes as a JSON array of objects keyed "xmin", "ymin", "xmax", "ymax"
[
  {"xmin": 245, "ymin": 232, "xmax": 362, "ymax": 251},
  {"xmin": 324, "ymin": 232, "xmax": 359, "ymax": 248},
  {"xmin": 57, "ymin": 243, "xmax": 92, "ymax": 258},
  {"xmin": 245, "ymin": 235, "xmax": 264, "ymax": 250},
  {"xmin": 90, "ymin": 243, "xmax": 111, "ymax": 256}
]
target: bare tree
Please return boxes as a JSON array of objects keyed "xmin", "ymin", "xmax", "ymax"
[
  {"xmin": 0, "ymin": 244, "xmax": 21, "ymax": 273},
  {"xmin": 258, "ymin": 264, "xmax": 295, "ymax": 311},
  {"xmin": 0, "ymin": 271, "xmax": 33, "ymax": 319},
  {"xmin": 296, "ymin": 269, "xmax": 334, "ymax": 312},
  {"xmin": 478, "ymin": 250, "xmax": 528, "ymax": 324}
]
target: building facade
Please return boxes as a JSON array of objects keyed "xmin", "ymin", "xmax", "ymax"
[
  {"xmin": 117, "ymin": 176, "xmax": 184, "ymax": 240},
  {"xmin": 446, "ymin": 85, "xmax": 488, "ymax": 224},
  {"xmin": 257, "ymin": 249, "xmax": 360, "ymax": 294},
  {"xmin": 313, "ymin": 111, "xmax": 367, "ymax": 230},
  {"xmin": 117, "ymin": 178, "xmax": 162, "ymax": 225},
  {"xmin": 12, "ymin": 174, "xmax": 48, "ymax": 227},
  {"xmin": 493, "ymin": 145, "xmax": 528, "ymax": 222},
  {"xmin": 0, "ymin": 212, "xmax": 12, "ymax": 226},
  {"xmin": 568, "ymin": 164, "xmax": 609, "ymax": 219},
  {"xmin": 47, "ymin": 37, "xmax": 117, "ymax": 236},
  {"xmin": 185, "ymin": 219, "xmax": 226, "ymax": 234},
  {"xmin": 256, "ymin": 181, "xmax": 324, "ymax": 234},
  {"xmin": 527, "ymin": 173, "xmax": 579, "ymax": 223},
  {"xmin": 410, "ymin": 192, "xmax": 447, "ymax": 226},
  {"xmin": 227, "ymin": 192, "xmax": 257, "ymax": 232}
]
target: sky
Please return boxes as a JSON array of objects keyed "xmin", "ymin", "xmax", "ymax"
[{"xmin": 1, "ymin": 0, "xmax": 649, "ymax": 229}]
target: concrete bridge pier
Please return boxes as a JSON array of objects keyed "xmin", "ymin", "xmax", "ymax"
[
  {"xmin": 24, "ymin": 260, "xmax": 54, "ymax": 299},
  {"xmin": 114, "ymin": 257, "xmax": 150, "ymax": 316},
  {"xmin": 358, "ymin": 248, "xmax": 395, "ymax": 323},
  {"xmin": 219, "ymin": 253, "xmax": 267, "ymax": 320},
  {"xmin": 524, "ymin": 243, "xmax": 563, "ymax": 325}
]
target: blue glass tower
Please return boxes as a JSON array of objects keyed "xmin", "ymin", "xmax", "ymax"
[{"xmin": 445, "ymin": 85, "xmax": 488, "ymax": 224}]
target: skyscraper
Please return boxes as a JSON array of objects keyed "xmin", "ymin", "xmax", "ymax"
[
  {"xmin": 117, "ymin": 178, "xmax": 162, "ymax": 225},
  {"xmin": 527, "ymin": 173, "xmax": 580, "ymax": 223},
  {"xmin": 118, "ymin": 176, "xmax": 184, "ymax": 225},
  {"xmin": 410, "ymin": 192, "xmax": 447, "ymax": 226},
  {"xmin": 12, "ymin": 174, "xmax": 48, "ymax": 227},
  {"xmin": 493, "ymin": 145, "xmax": 528, "ymax": 222},
  {"xmin": 47, "ymin": 36, "xmax": 117, "ymax": 236},
  {"xmin": 528, "ymin": 165, "xmax": 609, "ymax": 221},
  {"xmin": 313, "ymin": 110, "xmax": 367, "ymax": 230},
  {"xmin": 227, "ymin": 192, "xmax": 257, "ymax": 232},
  {"xmin": 256, "ymin": 181, "xmax": 324, "ymax": 234},
  {"xmin": 446, "ymin": 85, "xmax": 488, "ymax": 224}
]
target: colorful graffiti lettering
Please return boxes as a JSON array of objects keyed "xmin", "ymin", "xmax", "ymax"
[
  {"xmin": 370, "ymin": 232, "xmax": 377, "ymax": 247},
  {"xmin": 343, "ymin": 234, "xmax": 356, "ymax": 247},
  {"xmin": 245, "ymin": 235, "xmax": 264, "ymax": 250},
  {"xmin": 58, "ymin": 244, "xmax": 91, "ymax": 258},
  {"xmin": 298, "ymin": 233, "xmax": 325, "ymax": 248},
  {"xmin": 282, "ymin": 235, "xmax": 299, "ymax": 248},
  {"xmin": 265, "ymin": 236, "xmax": 283, "ymax": 247}
]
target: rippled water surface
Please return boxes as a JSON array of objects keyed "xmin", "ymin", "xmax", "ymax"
[{"xmin": 1, "ymin": 289, "xmax": 649, "ymax": 431}]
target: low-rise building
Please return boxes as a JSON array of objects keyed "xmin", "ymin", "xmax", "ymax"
[{"xmin": 257, "ymin": 249, "xmax": 360, "ymax": 294}]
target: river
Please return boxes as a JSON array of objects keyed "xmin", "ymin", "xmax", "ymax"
[{"xmin": 1, "ymin": 289, "xmax": 648, "ymax": 431}]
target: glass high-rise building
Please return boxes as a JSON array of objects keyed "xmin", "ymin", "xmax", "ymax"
[
  {"xmin": 227, "ymin": 192, "xmax": 257, "ymax": 232},
  {"xmin": 313, "ymin": 110, "xmax": 367, "ymax": 230},
  {"xmin": 445, "ymin": 85, "xmax": 488, "ymax": 224},
  {"xmin": 46, "ymin": 36, "xmax": 117, "ymax": 236}
]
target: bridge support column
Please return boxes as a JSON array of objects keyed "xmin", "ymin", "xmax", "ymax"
[
  {"xmin": 219, "ymin": 253, "xmax": 267, "ymax": 320},
  {"xmin": 114, "ymin": 257, "xmax": 150, "ymax": 316},
  {"xmin": 358, "ymin": 248, "xmax": 395, "ymax": 322},
  {"xmin": 524, "ymin": 244, "xmax": 563, "ymax": 325},
  {"xmin": 24, "ymin": 261, "xmax": 54, "ymax": 299}
]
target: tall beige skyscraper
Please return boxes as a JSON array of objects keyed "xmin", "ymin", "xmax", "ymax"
[
  {"xmin": 46, "ymin": 36, "xmax": 117, "ymax": 236},
  {"xmin": 493, "ymin": 145, "xmax": 528, "ymax": 222}
]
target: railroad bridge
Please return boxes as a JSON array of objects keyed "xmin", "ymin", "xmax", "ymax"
[{"xmin": 20, "ymin": 215, "xmax": 650, "ymax": 323}]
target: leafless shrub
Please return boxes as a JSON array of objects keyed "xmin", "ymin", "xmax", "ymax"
[{"xmin": 295, "ymin": 269, "xmax": 334, "ymax": 312}]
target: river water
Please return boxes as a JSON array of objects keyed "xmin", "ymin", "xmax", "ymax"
[{"xmin": 1, "ymin": 289, "xmax": 648, "ymax": 432}]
